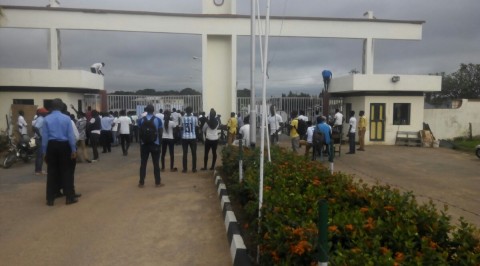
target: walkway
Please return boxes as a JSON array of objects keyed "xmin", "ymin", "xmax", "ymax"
[{"xmin": 0, "ymin": 141, "xmax": 231, "ymax": 266}]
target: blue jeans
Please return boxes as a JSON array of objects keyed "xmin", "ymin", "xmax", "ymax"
[{"xmin": 139, "ymin": 143, "xmax": 161, "ymax": 185}]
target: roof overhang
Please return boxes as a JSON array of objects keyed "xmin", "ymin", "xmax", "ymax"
[
  {"xmin": 0, "ymin": 68, "xmax": 104, "ymax": 91},
  {"xmin": 329, "ymin": 74, "xmax": 442, "ymax": 95}
]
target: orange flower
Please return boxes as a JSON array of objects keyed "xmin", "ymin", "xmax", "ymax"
[
  {"xmin": 312, "ymin": 179, "xmax": 321, "ymax": 186},
  {"xmin": 351, "ymin": 247, "xmax": 361, "ymax": 254},
  {"xmin": 328, "ymin": 225, "xmax": 340, "ymax": 234},
  {"xmin": 293, "ymin": 227, "xmax": 305, "ymax": 237},
  {"xmin": 379, "ymin": 246, "xmax": 390, "ymax": 255},
  {"xmin": 363, "ymin": 217, "xmax": 375, "ymax": 231},
  {"xmin": 429, "ymin": 240, "xmax": 438, "ymax": 250},
  {"xmin": 394, "ymin": 252, "xmax": 405, "ymax": 262},
  {"xmin": 264, "ymin": 186, "xmax": 272, "ymax": 191},
  {"xmin": 345, "ymin": 224, "xmax": 354, "ymax": 231},
  {"xmin": 384, "ymin": 205, "xmax": 395, "ymax": 212},
  {"xmin": 360, "ymin": 207, "xmax": 369, "ymax": 213},
  {"xmin": 271, "ymin": 251, "xmax": 280, "ymax": 262},
  {"xmin": 290, "ymin": 240, "xmax": 312, "ymax": 255}
]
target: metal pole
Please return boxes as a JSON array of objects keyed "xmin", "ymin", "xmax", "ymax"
[
  {"xmin": 239, "ymin": 139, "xmax": 244, "ymax": 182},
  {"xmin": 317, "ymin": 199, "xmax": 328, "ymax": 266},
  {"xmin": 249, "ymin": 0, "xmax": 257, "ymax": 148}
]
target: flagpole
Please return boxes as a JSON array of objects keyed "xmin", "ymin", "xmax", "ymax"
[
  {"xmin": 249, "ymin": 0, "xmax": 256, "ymax": 148},
  {"xmin": 257, "ymin": 0, "xmax": 271, "ymax": 263}
]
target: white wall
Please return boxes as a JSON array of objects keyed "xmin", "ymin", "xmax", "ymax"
[
  {"xmin": 330, "ymin": 74, "xmax": 442, "ymax": 93},
  {"xmin": 342, "ymin": 95, "xmax": 425, "ymax": 145},
  {"xmin": 0, "ymin": 69, "xmax": 103, "ymax": 90},
  {"xmin": 424, "ymin": 99, "xmax": 480, "ymax": 139}
]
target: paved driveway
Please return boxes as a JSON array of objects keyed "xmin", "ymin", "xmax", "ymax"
[
  {"xmin": 0, "ymin": 142, "xmax": 231, "ymax": 266},
  {"xmin": 332, "ymin": 145, "xmax": 480, "ymax": 227}
]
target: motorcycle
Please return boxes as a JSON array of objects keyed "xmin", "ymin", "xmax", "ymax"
[
  {"xmin": 476, "ymin": 144, "xmax": 480, "ymax": 159},
  {"xmin": 2, "ymin": 135, "xmax": 37, "ymax": 169}
]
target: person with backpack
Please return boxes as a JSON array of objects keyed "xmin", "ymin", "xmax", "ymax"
[
  {"xmin": 314, "ymin": 116, "xmax": 333, "ymax": 162},
  {"xmin": 138, "ymin": 104, "xmax": 164, "ymax": 188}
]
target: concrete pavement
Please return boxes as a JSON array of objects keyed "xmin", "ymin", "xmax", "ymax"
[{"xmin": 0, "ymin": 141, "xmax": 231, "ymax": 266}]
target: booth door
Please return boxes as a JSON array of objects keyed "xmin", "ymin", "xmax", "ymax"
[{"xmin": 370, "ymin": 103, "xmax": 385, "ymax": 141}]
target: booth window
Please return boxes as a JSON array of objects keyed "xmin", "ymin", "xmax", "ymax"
[
  {"xmin": 13, "ymin": 99, "xmax": 34, "ymax": 105},
  {"xmin": 393, "ymin": 103, "xmax": 411, "ymax": 125}
]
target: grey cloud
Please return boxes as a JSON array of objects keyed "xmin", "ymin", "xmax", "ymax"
[{"xmin": 1, "ymin": 0, "xmax": 479, "ymax": 95}]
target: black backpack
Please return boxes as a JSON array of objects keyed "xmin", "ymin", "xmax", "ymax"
[
  {"xmin": 312, "ymin": 127, "xmax": 325, "ymax": 151},
  {"xmin": 296, "ymin": 119, "xmax": 308, "ymax": 137},
  {"xmin": 140, "ymin": 116, "xmax": 158, "ymax": 144}
]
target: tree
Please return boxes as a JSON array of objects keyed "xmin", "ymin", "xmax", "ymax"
[
  {"xmin": 237, "ymin": 88, "xmax": 251, "ymax": 97},
  {"xmin": 179, "ymin": 88, "xmax": 201, "ymax": 95},
  {"xmin": 442, "ymin": 63, "xmax": 480, "ymax": 99},
  {"xmin": 426, "ymin": 64, "xmax": 480, "ymax": 105}
]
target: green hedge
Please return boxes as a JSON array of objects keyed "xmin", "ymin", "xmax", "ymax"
[{"xmin": 221, "ymin": 146, "xmax": 480, "ymax": 265}]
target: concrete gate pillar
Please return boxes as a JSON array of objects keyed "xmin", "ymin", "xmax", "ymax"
[{"xmin": 202, "ymin": 0, "xmax": 237, "ymax": 120}]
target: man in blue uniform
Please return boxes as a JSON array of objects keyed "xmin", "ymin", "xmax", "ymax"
[{"xmin": 42, "ymin": 98, "xmax": 78, "ymax": 206}]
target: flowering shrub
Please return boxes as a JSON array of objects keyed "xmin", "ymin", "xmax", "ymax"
[{"xmin": 222, "ymin": 146, "xmax": 480, "ymax": 265}]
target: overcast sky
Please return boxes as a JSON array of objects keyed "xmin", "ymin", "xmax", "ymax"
[{"xmin": 1, "ymin": 0, "xmax": 479, "ymax": 96}]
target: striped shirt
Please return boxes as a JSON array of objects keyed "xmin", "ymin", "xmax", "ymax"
[{"xmin": 181, "ymin": 115, "xmax": 197, "ymax": 140}]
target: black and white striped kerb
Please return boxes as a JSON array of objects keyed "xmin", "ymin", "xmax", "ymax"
[{"xmin": 215, "ymin": 176, "xmax": 251, "ymax": 266}]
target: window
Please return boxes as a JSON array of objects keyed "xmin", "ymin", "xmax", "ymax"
[
  {"xmin": 393, "ymin": 103, "xmax": 411, "ymax": 125},
  {"xmin": 13, "ymin": 99, "xmax": 34, "ymax": 105},
  {"xmin": 345, "ymin": 103, "xmax": 352, "ymax": 118}
]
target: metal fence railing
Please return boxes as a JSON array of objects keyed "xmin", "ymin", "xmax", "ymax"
[
  {"xmin": 100, "ymin": 94, "xmax": 342, "ymax": 119},
  {"xmin": 107, "ymin": 95, "xmax": 203, "ymax": 114}
]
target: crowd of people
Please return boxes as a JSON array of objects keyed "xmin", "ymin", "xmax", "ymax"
[
  {"xmin": 17, "ymin": 101, "xmax": 252, "ymax": 206},
  {"xmin": 16, "ymin": 99, "xmax": 367, "ymax": 206},
  {"xmin": 287, "ymin": 107, "xmax": 367, "ymax": 159}
]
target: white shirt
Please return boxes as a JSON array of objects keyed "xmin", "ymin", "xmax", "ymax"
[
  {"xmin": 155, "ymin": 113, "xmax": 165, "ymax": 124},
  {"xmin": 203, "ymin": 123, "xmax": 219, "ymax": 141},
  {"xmin": 298, "ymin": 115, "xmax": 309, "ymax": 122},
  {"xmin": 91, "ymin": 62, "xmax": 103, "ymax": 70},
  {"xmin": 267, "ymin": 114, "xmax": 283, "ymax": 135},
  {"xmin": 117, "ymin": 116, "xmax": 132, "ymax": 134},
  {"xmin": 112, "ymin": 117, "xmax": 119, "ymax": 131},
  {"xmin": 18, "ymin": 115, "xmax": 28, "ymax": 135},
  {"xmin": 131, "ymin": 115, "xmax": 138, "ymax": 126},
  {"xmin": 239, "ymin": 124, "xmax": 250, "ymax": 147},
  {"xmin": 306, "ymin": 126, "xmax": 315, "ymax": 143},
  {"xmin": 89, "ymin": 117, "xmax": 101, "ymax": 135},
  {"xmin": 334, "ymin": 112, "xmax": 344, "ymax": 126},
  {"xmin": 162, "ymin": 120, "xmax": 177, "ymax": 139},
  {"xmin": 349, "ymin": 116, "xmax": 357, "ymax": 133},
  {"xmin": 71, "ymin": 120, "xmax": 79, "ymax": 141},
  {"xmin": 171, "ymin": 112, "xmax": 182, "ymax": 124}
]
